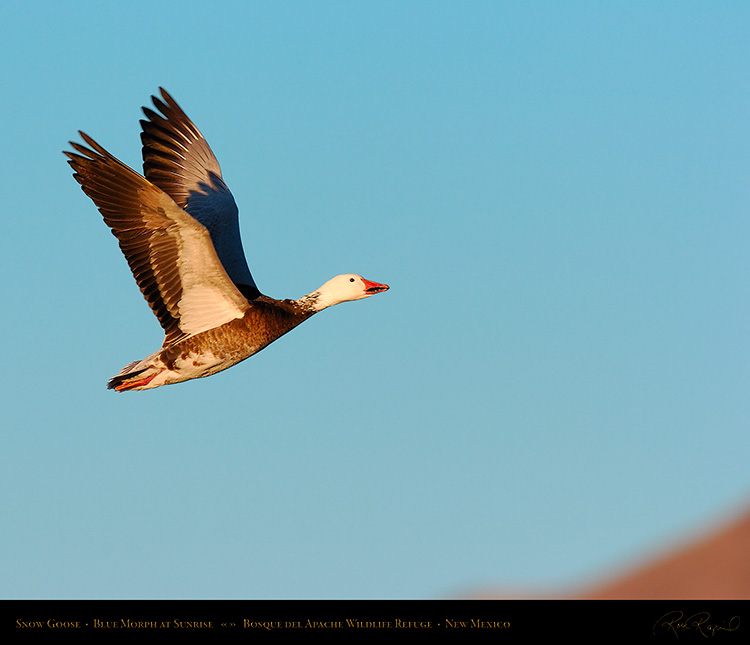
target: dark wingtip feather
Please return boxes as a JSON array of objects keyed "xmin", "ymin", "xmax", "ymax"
[
  {"xmin": 158, "ymin": 87, "xmax": 175, "ymax": 105},
  {"xmin": 141, "ymin": 107, "xmax": 161, "ymax": 122}
]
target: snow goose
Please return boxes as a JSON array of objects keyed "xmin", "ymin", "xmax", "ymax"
[{"xmin": 65, "ymin": 89, "xmax": 389, "ymax": 391}]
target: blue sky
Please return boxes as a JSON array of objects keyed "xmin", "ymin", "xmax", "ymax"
[{"xmin": 2, "ymin": 1, "xmax": 748, "ymax": 599}]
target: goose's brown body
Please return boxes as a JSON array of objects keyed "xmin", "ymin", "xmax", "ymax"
[
  {"xmin": 108, "ymin": 297, "xmax": 316, "ymax": 391},
  {"xmin": 65, "ymin": 89, "xmax": 388, "ymax": 391}
]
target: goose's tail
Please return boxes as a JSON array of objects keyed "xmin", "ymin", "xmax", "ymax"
[{"xmin": 107, "ymin": 358, "xmax": 164, "ymax": 392}]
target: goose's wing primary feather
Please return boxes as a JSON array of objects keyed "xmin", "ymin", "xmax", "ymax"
[
  {"xmin": 65, "ymin": 132, "xmax": 250, "ymax": 347},
  {"xmin": 140, "ymin": 88, "xmax": 261, "ymax": 301}
]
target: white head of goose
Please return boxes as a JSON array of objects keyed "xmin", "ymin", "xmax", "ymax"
[{"xmin": 64, "ymin": 89, "xmax": 389, "ymax": 392}]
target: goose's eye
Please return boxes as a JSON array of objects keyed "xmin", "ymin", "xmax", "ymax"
[{"xmin": 350, "ymin": 278, "xmax": 355, "ymax": 282}]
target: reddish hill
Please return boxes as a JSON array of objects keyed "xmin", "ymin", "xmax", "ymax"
[
  {"xmin": 579, "ymin": 508, "xmax": 750, "ymax": 599},
  {"xmin": 471, "ymin": 506, "xmax": 750, "ymax": 599}
]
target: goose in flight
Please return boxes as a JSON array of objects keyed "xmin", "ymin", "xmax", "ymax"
[{"xmin": 65, "ymin": 89, "xmax": 389, "ymax": 391}]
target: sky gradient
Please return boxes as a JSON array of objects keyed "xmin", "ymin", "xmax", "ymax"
[{"xmin": 2, "ymin": 1, "xmax": 749, "ymax": 598}]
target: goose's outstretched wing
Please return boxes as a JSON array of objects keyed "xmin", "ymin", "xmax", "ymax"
[
  {"xmin": 140, "ymin": 88, "xmax": 261, "ymax": 301},
  {"xmin": 65, "ymin": 132, "xmax": 250, "ymax": 347}
]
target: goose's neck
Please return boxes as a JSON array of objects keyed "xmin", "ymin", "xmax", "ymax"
[{"xmin": 295, "ymin": 291, "xmax": 326, "ymax": 313}]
